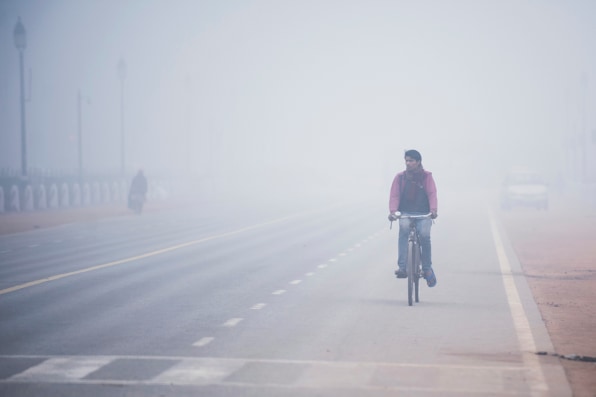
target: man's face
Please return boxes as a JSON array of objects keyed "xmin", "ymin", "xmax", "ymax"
[{"xmin": 405, "ymin": 156, "xmax": 420, "ymax": 171}]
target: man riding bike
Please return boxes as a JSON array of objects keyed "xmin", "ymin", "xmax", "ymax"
[
  {"xmin": 128, "ymin": 169, "xmax": 148, "ymax": 214},
  {"xmin": 388, "ymin": 149, "xmax": 438, "ymax": 287}
]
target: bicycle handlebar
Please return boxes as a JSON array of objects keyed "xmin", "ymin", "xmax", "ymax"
[
  {"xmin": 395, "ymin": 213, "xmax": 432, "ymax": 220},
  {"xmin": 388, "ymin": 213, "xmax": 432, "ymax": 229}
]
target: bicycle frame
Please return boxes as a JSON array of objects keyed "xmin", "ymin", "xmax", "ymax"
[{"xmin": 394, "ymin": 213, "xmax": 432, "ymax": 306}]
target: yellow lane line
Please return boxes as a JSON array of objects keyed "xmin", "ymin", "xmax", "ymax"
[{"xmin": 0, "ymin": 212, "xmax": 302, "ymax": 296}]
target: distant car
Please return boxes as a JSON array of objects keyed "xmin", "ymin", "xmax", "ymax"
[{"xmin": 500, "ymin": 168, "xmax": 548, "ymax": 210}]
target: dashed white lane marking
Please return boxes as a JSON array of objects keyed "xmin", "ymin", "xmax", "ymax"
[
  {"xmin": 53, "ymin": 240, "xmax": 62, "ymax": 244},
  {"xmin": 318, "ymin": 264, "xmax": 327, "ymax": 269},
  {"xmin": 251, "ymin": 303, "xmax": 266, "ymax": 310},
  {"xmin": 192, "ymin": 337, "xmax": 214, "ymax": 347},
  {"xmin": 289, "ymin": 280, "xmax": 302, "ymax": 285},
  {"xmin": 328, "ymin": 258, "xmax": 337, "ymax": 262},
  {"xmin": 0, "ymin": 250, "xmax": 11, "ymax": 254},
  {"xmin": 347, "ymin": 248, "xmax": 354, "ymax": 252},
  {"xmin": 355, "ymin": 243, "xmax": 361, "ymax": 247},
  {"xmin": 305, "ymin": 272, "xmax": 315, "ymax": 276},
  {"xmin": 339, "ymin": 253, "xmax": 347, "ymax": 257},
  {"xmin": 222, "ymin": 318, "xmax": 243, "ymax": 327},
  {"xmin": 28, "ymin": 244, "xmax": 39, "ymax": 248},
  {"xmin": 272, "ymin": 289, "xmax": 286, "ymax": 295},
  {"xmin": 488, "ymin": 210, "xmax": 548, "ymax": 394}
]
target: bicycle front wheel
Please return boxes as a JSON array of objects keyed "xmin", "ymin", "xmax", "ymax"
[
  {"xmin": 414, "ymin": 245, "xmax": 421, "ymax": 303},
  {"xmin": 407, "ymin": 240, "xmax": 416, "ymax": 306}
]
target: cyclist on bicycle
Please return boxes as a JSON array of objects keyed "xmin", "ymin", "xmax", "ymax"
[{"xmin": 388, "ymin": 149, "xmax": 438, "ymax": 287}]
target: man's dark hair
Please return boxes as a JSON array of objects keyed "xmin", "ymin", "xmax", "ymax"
[{"xmin": 404, "ymin": 149, "xmax": 422, "ymax": 161}]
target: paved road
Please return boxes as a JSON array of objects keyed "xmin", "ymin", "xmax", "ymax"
[{"xmin": 0, "ymin": 191, "xmax": 571, "ymax": 396}]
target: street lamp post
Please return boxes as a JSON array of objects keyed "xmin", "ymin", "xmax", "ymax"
[
  {"xmin": 13, "ymin": 17, "xmax": 27, "ymax": 177},
  {"xmin": 77, "ymin": 90, "xmax": 83, "ymax": 180},
  {"xmin": 76, "ymin": 91, "xmax": 91, "ymax": 181},
  {"xmin": 185, "ymin": 74, "xmax": 192, "ymax": 173},
  {"xmin": 118, "ymin": 58, "xmax": 127, "ymax": 176}
]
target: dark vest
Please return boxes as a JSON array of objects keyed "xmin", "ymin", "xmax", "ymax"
[{"xmin": 398, "ymin": 173, "xmax": 430, "ymax": 213}]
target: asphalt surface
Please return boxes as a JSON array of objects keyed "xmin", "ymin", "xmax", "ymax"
[{"xmin": 0, "ymin": 191, "xmax": 572, "ymax": 396}]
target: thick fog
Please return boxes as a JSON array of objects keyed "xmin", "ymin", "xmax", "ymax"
[{"xmin": 1, "ymin": 1, "xmax": 595, "ymax": 202}]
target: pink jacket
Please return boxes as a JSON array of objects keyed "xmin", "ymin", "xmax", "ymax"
[{"xmin": 389, "ymin": 170, "xmax": 438, "ymax": 214}]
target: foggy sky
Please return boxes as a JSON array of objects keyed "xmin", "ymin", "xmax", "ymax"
[{"xmin": 1, "ymin": 0, "xmax": 595, "ymax": 196}]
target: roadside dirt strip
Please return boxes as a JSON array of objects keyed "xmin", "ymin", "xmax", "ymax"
[{"xmin": 499, "ymin": 207, "xmax": 596, "ymax": 397}]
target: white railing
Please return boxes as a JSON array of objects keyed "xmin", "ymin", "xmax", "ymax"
[{"xmin": 0, "ymin": 177, "xmax": 175, "ymax": 213}]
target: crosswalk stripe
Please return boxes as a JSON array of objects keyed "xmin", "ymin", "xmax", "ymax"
[
  {"xmin": 10, "ymin": 357, "xmax": 112, "ymax": 382},
  {"xmin": 1, "ymin": 354, "xmax": 537, "ymax": 394}
]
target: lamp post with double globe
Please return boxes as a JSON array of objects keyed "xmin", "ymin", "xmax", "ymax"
[
  {"xmin": 13, "ymin": 17, "xmax": 27, "ymax": 177},
  {"xmin": 77, "ymin": 90, "xmax": 83, "ymax": 180},
  {"xmin": 118, "ymin": 58, "xmax": 127, "ymax": 176}
]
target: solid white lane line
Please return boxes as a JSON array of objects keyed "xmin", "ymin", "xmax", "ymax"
[
  {"xmin": 0, "ymin": 211, "xmax": 311, "ymax": 296},
  {"xmin": 192, "ymin": 337, "xmax": 214, "ymax": 347},
  {"xmin": 251, "ymin": 303, "xmax": 266, "ymax": 310},
  {"xmin": 2, "ymin": 353, "xmax": 533, "ymax": 369},
  {"xmin": 272, "ymin": 290, "xmax": 286, "ymax": 295},
  {"xmin": 222, "ymin": 318, "xmax": 243, "ymax": 327},
  {"xmin": 488, "ymin": 210, "xmax": 548, "ymax": 393},
  {"xmin": 289, "ymin": 280, "xmax": 302, "ymax": 285}
]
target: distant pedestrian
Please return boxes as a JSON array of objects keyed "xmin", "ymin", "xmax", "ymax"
[{"xmin": 128, "ymin": 169, "xmax": 147, "ymax": 213}]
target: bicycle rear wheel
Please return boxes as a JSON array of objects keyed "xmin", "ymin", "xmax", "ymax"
[
  {"xmin": 414, "ymin": 245, "xmax": 421, "ymax": 303},
  {"xmin": 407, "ymin": 240, "xmax": 416, "ymax": 306}
]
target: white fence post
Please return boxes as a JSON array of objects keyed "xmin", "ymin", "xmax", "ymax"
[
  {"xmin": 60, "ymin": 183, "xmax": 70, "ymax": 207},
  {"xmin": 36, "ymin": 184, "xmax": 47, "ymax": 210},
  {"xmin": 9, "ymin": 185, "xmax": 20, "ymax": 212},
  {"xmin": 23, "ymin": 185, "xmax": 34, "ymax": 211},
  {"xmin": 82, "ymin": 183, "xmax": 91, "ymax": 206},
  {"xmin": 111, "ymin": 181, "xmax": 120, "ymax": 202},
  {"xmin": 121, "ymin": 181, "xmax": 127, "ymax": 203},
  {"xmin": 48, "ymin": 184, "xmax": 59, "ymax": 209},
  {"xmin": 101, "ymin": 182, "xmax": 110, "ymax": 203},
  {"xmin": 72, "ymin": 183, "xmax": 81, "ymax": 206},
  {"xmin": 92, "ymin": 182, "xmax": 100, "ymax": 204}
]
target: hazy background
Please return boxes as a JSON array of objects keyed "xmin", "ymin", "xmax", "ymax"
[{"xmin": 1, "ymin": 0, "xmax": 596, "ymax": 201}]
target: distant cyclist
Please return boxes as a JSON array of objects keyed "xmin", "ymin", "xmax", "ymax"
[
  {"xmin": 388, "ymin": 149, "xmax": 438, "ymax": 287},
  {"xmin": 128, "ymin": 169, "xmax": 148, "ymax": 213}
]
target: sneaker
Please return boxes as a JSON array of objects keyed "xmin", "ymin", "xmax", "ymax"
[
  {"xmin": 423, "ymin": 268, "xmax": 437, "ymax": 287},
  {"xmin": 394, "ymin": 268, "xmax": 407, "ymax": 278}
]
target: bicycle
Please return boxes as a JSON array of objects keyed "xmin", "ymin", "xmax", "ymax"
[{"xmin": 389, "ymin": 213, "xmax": 432, "ymax": 306}]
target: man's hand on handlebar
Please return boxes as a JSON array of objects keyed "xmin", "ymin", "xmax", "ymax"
[
  {"xmin": 431, "ymin": 211, "xmax": 438, "ymax": 219},
  {"xmin": 388, "ymin": 213, "xmax": 399, "ymax": 222}
]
